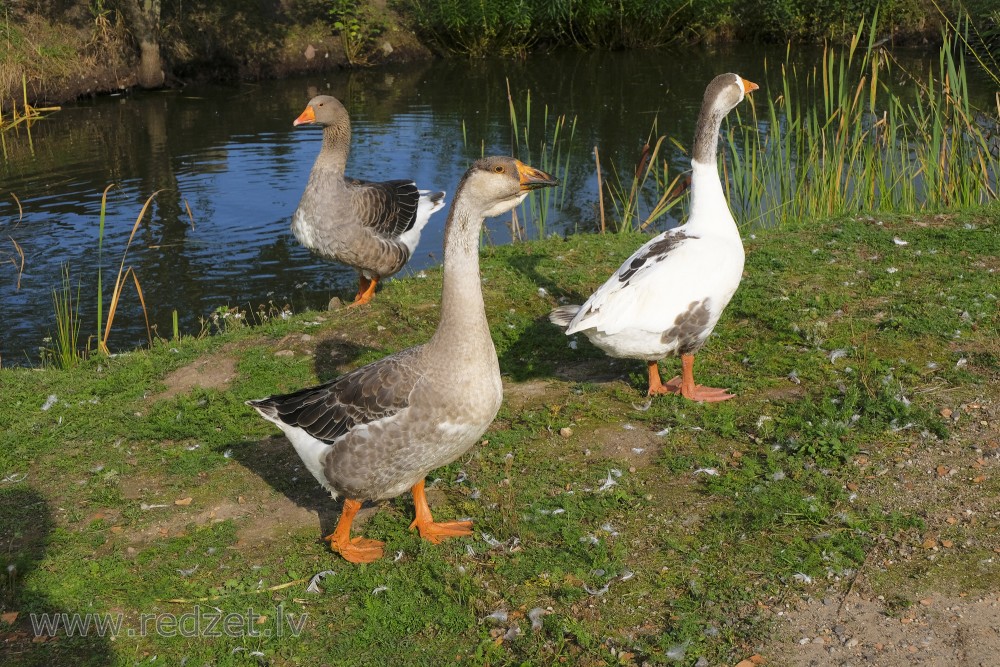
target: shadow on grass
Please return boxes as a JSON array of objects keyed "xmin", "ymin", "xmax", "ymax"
[
  {"xmin": 495, "ymin": 250, "xmax": 593, "ymax": 306},
  {"xmin": 496, "ymin": 307, "xmax": 626, "ymax": 388},
  {"xmin": 218, "ymin": 436, "xmax": 355, "ymax": 539},
  {"xmin": 491, "ymin": 247, "xmax": 633, "ymax": 386},
  {"xmin": 312, "ymin": 337, "xmax": 380, "ymax": 383},
  {"xmin": 0, "ymin": 487, "xmax": 114, "ymax": 666}
]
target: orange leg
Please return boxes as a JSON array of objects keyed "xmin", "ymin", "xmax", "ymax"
[
  {"xmin": 661, "ymin": 353, "xmax": 735, "ymax": 403},
  {"xmin": 348, "ymin": 275, "xmax": 379, "ymax": 307},
  {"xmin": 323, "ymin": 498, "xmax": 384, "ymax": 563},
  {"xmin": 647, "ymin": 360, "xmax": 670, "ymax": 395},
  {"xmin": 408, "ymin": 479, "xmax": 473, "ymax": 544}
]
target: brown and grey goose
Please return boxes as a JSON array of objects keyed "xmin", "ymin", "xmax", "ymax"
[
  {"xmin": 291, "ymin": 95, "xmax": 446, "ymax": 306},
  {"xmin": 550, "ymin": 73, "xmax": 757, "ymax": 401},
  {"xmin": 248, "ymin": 157, "xmax": 558, "ymax": 563}
]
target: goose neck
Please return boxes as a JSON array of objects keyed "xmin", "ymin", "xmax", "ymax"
[
  {"xmin": 689, "ymin": 158, "xmax": 725, "ymax": 217},
  {"xmin": 692, "ymin": 103, "xmax": 725, "ymax": 166},
  {"xmin": 317, "ymin": 124, "xmax": 350, "ymax": 173},
  {"xmin": 429, "ymin": 204, "xmax": 489, "ymax": 349}
]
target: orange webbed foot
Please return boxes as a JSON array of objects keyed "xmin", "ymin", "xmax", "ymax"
[
  {"xmin": 409, "ymin": 518, "xmax": 474, "ymax": 545},
  {"xmin": 662, "ymin": 376, "xmax": 735, "ymax": 402},
  {"xmin": 347, "ymin": 294, "xmax": 374, "ymax": 308},
  {"xmin": 325, "ymin": 533, "xmax": 385, "ymax": 563},
  {"xmin": 647, "ymin": 382, "xmax": 673, "ymax": 396}
]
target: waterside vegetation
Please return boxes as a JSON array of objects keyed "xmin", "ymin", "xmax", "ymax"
[
  {"xmin": 500, "ymin": 17, "xmax": 1000, "ymax": 235},
  {"xmin": 3, "ymin": 0, "xmax": 1000, "ymax": 113},
  {"xmin": 726, "ymin": 13, "xmax": 1000, "ymax": 228}
]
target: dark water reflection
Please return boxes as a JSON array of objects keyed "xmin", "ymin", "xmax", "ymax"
[{"xmin": 0, "ymin": 45, "xmax": 972, "ymax": 364}]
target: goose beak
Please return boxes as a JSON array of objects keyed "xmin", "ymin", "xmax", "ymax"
[
  {"xmin": 742, "ymin": 79, "xmax": 759, "ymax": 94},
  {"xmin": 293, "ymin": 105, "xmax": 317, "ymax": 126},
  {"xmin": 515, "ymin": 161, "xmax": 559, "ymax": 191}
]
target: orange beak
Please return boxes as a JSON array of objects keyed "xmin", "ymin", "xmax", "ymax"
[
  {"xmin": 293, "ymin": 105, "xmax": 316, "ymax": 126},
  {"xmin": 515, "ymin": 161, "xmax": 559, "ymax": 191},
  {"xmin": 742, "ymin": 78, "xmax": 759, "ymax": 94}
]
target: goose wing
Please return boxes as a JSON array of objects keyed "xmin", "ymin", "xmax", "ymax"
[
  {"xmin": 566, "ymin": 228, "xmax": 706, "ymax": 336},
  {"xmin": 249, "ymin": 346, "xmax": 424, "ymax": 443},
  {"xmin": 346, "ymin": 178, "xmax": 422, "ymax": 238}
]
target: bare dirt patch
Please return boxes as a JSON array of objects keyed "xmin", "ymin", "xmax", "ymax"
[
  {"xmin": 503, "ymin": 378, "xmax": 567, "ymax": 412},
  {"xmin": 151, "ymin": 355, "xmax": 238, "ymax": 401},
  {"xmin": 772, "ymin": 393, "xmax": 1000, "ymax": 666},
  {"xmin": 774, "ymin": 592, "xmax": 1000, "ymax": 666},
  {"xmin": 582, "ymin": 424, "xmax": 662, "ymax": 467}
]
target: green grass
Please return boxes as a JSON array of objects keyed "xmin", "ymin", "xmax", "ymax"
[{"xmin": 1, "ymin": 210, "xmax": 998, "ymax": 665}]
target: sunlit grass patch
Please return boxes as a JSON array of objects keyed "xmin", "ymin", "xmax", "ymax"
[{"xmin": 0, "ymin": 211, "xmax": 996, "ymax": 665}]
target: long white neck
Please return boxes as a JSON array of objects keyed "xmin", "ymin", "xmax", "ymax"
[{"xmin": 687, "ymin": 99, "xmax": 738, "ymax": 236}]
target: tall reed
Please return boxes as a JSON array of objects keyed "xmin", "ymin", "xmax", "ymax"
[
  {"xmin": 506, "ymin": 81, "xmax": 577, "ymax": 239},
  {"xmin": 598, "ymin": 126, "xmax": 690, "ymax": 233},
  {"xmin": 98, "ymin": 189, "xmax": 157, "ymax": 355},
  {"xmin": 47, "ymin": 263, "xmax": 83, "ymax": 368},
  {"xmin": 3, "ymin": 192, "xmax": 25, "ymax": 289},
  {"xmin": 725, "ymin": 14, "xmax": 1000, "ymax": 229}
]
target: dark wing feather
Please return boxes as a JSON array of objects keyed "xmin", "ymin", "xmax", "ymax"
[
  {"xmin": 249, "ymin": 347, "xmax": 423, "ymax": 443},
  {"xmin": 616, "ymin": 231, "xmax": 691, "ymax": 285},
  {"xmin": 346, "ymin": 178, "xmax": 421, "ymax": 237}
]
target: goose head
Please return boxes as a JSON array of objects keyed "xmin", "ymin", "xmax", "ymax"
[
  {"xmin": 702, "ymin": 73, "xmax": 758, "ymax": 115},
  {"xmin": 693, "ymin": 73, "xmax": 759, "ymax": 164},
  {"xmin": 458, "ymin": 156, "xmax": 559, "ymax": 219},
  {"xmin": 293, "ymin": 95, "xmax": 352, "ymax": 166},
  {"xmin": 293, "ymin": 95, "xmax": 350, "ymax": 129}
]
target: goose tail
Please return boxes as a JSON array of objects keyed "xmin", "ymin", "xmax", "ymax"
[{"xmin": 548, "ymin": 304, "xmax": 581, "ymax": 329}]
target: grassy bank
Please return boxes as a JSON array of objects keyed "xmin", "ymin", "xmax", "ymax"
[
  {"xmin": 409, "ymin": 0, "xmax": 940, "ymax": 55},
  {"xmin": 1, "ymin": 209, "xmax": 997, "ymax": 665},
  {"xmin": 6, "ymin": 0, "xmax": 1000, "ymax": 114},
  {"xmin": 0, "ymin": 0, "xmax": 429, "ymax": 114}
]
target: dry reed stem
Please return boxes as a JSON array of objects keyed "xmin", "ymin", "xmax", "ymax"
[
  {"xmin": 8, "ymin": 237, "xmax": 24, "ymax": 290},
  {"xmin": 101, "ymin": 190, "xmax": 160, "ymax": 354}
]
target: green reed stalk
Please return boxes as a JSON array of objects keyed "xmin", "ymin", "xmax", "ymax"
[
  {"xmin": 725, "ymin": 11, "xmax": 999, "ymax": 230},
  {"xmin": 602, "ymin": 119, "xmax": 692, "ymax": 234},
  {"xmin": 505, "ymin": 83, "xmax": 577, "ymax": 239},
  {"xmin": 50, "ymin": 263, "xmax": 82, "ymax": 368},
  {"xmin": 95, "ymin": 184, "xmax": 112, "ymax": 354}
]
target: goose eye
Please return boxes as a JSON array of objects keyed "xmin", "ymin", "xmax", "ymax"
[{"xmin": 494, "ymin": 165, "xmax": 505, "ymax": 173}]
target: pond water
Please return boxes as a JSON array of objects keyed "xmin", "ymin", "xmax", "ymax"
[{"xmin": 0, "ymin": 44, "xmax": 984, "ymax": 365}]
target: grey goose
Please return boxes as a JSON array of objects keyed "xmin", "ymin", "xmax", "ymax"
[
  {"xmin": 291, "ymin": 95, "xmax": 446, "ymax": 305},
  {"xmin": 249, "ymin": 157, "xmax": 558, "ymax": 562}
]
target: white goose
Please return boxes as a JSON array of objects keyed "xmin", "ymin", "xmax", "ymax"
[
  {"xmin": 551, "ymin": 73, "xmax": 757, "ymax": 402},
  {"xmin": 291, "ymin": 95, "xmax": 446, "ymax": 306},
  {"xmin": 249, "ymin": 157, "xmax": 558, "ymax": 563}
]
